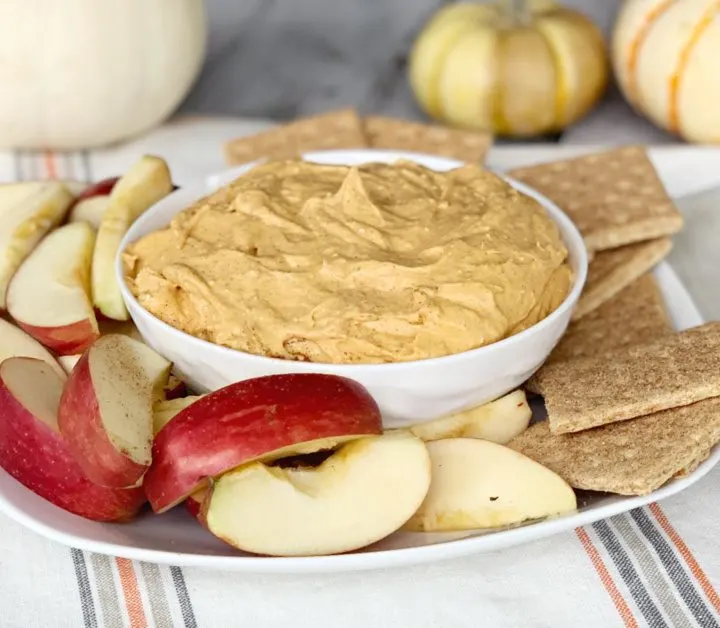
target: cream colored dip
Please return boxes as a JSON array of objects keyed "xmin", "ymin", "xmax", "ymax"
[{"xmin": 123, "ymin": 159, "xmax": 572, "ymax": 364}]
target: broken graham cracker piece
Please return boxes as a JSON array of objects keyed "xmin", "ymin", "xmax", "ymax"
[
  {"xmin": 362, "ymin": 116, "xmax": 492, "ymax": 163},
  {"xmin": 508, "ymin": 146, "xmax": 683, "ymax": 252},
  {"xmin": 508, "ymin": 398, "xmax": 720, "ymax": 495},
  {"xmin": 225, "ymin": 109, "xmax": 367, "ymax": 165},
  {"xmin": 548, "ymin": 274, "xmax": 672, "ymax": 364},
  {"xmin": 573, "ymin": 237, "xmax": 671, "ymax": 321},
  {"xmin": 536, "ymin": 321, "xmax": 720, "ymax": 434}
]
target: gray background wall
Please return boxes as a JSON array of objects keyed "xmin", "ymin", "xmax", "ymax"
[{"xmin": 181, "ymin": 0, "xmax": 624, "ymax": 121}]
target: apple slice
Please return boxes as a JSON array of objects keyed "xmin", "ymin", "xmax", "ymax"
[
  {"xmin": 185, "ymin": 487, "xmax": 208, "ymax": 522},
  {"xmin": 0, "ymin": 182, "xmax": 75, "ymax": 309},
  {"xmin": 69, "ymin": 196, "xmax": 111, "ymax": 229},
  {"xmin": 205, "ymin": 432, "xmax": 431, "ymax": 556},
  {"xmin": 75, "ymin": 177, "xmax": 119, "ymax": 202},
  {"xmin": 7, "ymin": 222, "xmax": 99, "ymax": 355},
  {"xmin": 400, "ymin": 390, "xmax": 532, "ymax": 445},
  {"xmin": 0, "ymin": 357, "xmax": 145, "ymax": 521},
  {"xmin": 0, "ymin": 318, "xmax": 66, "ymax": 380},
  {"xmin": 58, "ymin": 334, "xmax": 171, "ymax": 488},
  {"xmin": 143, "ymin": 373, "xmax": 382, "ymax": 513},
  {"xmin": 56, "ymin": 319, "xmax": 149, "ymax": 375},
  {"xmin": 405, "ymin": 438, "xmax": 577, "ymax": 532},
  {"xmin": 153, "ymin": 395, "xmax": 203, "ymax": 435},
  {"xmin": 91, "ymin": 156, "xmax": 173, "ymax": 321}
]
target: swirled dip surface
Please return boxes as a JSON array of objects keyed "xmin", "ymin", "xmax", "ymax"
[{"xmin": 123, "ymin": 159, "xmax": 572, "ymax": 363}]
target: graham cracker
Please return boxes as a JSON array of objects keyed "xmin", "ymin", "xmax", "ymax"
[
  {"xmin": 508, "ymin": 146, "xmax": 683, "ymax": 252},
  {"xmin": 508, "ymin": 397, "xmax": 720, "ymax": 495},
  {"xmin": 362, "ymin": 116, "xmax": 492, "ymax": 163},
  {"xmin": 573, "ymin": 237, "xmax": 672, "ymax": 321},
  {"xmin": 535, "ymin": 322, "xmax": 720, "ymax": 434},
  {"xmin": 525, "ymin": 272, "xmax": 671, "ymax": 395},
  {"xmin": 548, "ymin": 274, "xmax": 672, "ymax": 364},
  {"xmin": 225, "ymin": 109, "xmax": 367, "ymax": 165},
  {"xmin": 675, "ymin": 448, "xmax": 712, "ymax": 478}
]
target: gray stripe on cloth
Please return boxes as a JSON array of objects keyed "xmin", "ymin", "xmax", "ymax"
[
  {"xmin": 593, "ymin": 518, "xmax": 668, "ymax": 628},
  {"xmin": 170, "ymin": 566, "xmax": 198, "ymax": 628},
  {"xmin": 71, "ymin": 549, "xmax": 99, "ymax": 628},
  {"xmin": 90, "ymin": 554, "xmax": 124, "ymax": 628},
  {"xmin": 140, "ymin": 561, "xmax": 175, "ymax": 628},
  {"xmin": 612, "ymin": 514, "xmax": 693, "ymax": 628},
  {"xmin": 632, "ymin": 508, "xmax": 720, "ymax": 628}
]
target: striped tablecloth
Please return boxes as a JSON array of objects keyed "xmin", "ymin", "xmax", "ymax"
[{"xmin": 1, "ymin": 118, "xmax": 718, "ymax": 628}]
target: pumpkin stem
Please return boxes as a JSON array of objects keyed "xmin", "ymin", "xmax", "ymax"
[{"xmin": 500, "ymin": 0, "xmax": 531, "ymax": 26}]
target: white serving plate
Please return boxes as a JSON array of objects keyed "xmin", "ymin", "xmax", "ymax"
[{"xmin": 0, "ymin": 257, "xmax": 711, "ymax": 573}]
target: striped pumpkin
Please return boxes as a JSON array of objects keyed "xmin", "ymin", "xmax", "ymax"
[
  {"xmin": 408, "ymin": 0, "xmax": 609, "ymax": 137},
  {"xmin": 613, "ymin": 0, "xmax": 720, "ymax": 143}
]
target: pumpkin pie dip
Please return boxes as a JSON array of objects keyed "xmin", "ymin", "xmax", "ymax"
[{"xmin": 123, "ymin": 159, "xmax": 572, "ymax": 364}]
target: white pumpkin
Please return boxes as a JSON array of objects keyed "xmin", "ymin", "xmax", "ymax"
[
  {"xmin": 0, "ymin": 0, "xmax": 207, "ymax": 149},
  {"xmin": 613, "ymin": 0, "xmax": 720, "ymax": 143}
]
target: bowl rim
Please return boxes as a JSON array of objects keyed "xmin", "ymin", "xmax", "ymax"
[{"xmin": 116, "ymin": 148, "xmax": 589, "ymax": 372}]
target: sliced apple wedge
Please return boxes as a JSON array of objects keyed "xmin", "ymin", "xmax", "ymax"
[
  {"xmin": 58, "ymin": 334, "xmax": 171, "ymax": 488},
  {"xmin": 75, "ymin": 177, "xmax": 119, "ymax": 202},
  {"xmin": 7, "ymin": 222, "xmax": 99, "ymax": 355},
  {"xmin": 153, "ymin": 395, "xmax": 203, "ymax": 435},
  {"xmin": 401, "ymin": 390, "xmax": 532, "ymax": 445},
  {"xmin": 0, "ymin": 318, "xmax": 66, "ymax": 380},
  {"xmin": 143, "ymin": 373, "xmax": 382, "ymax": 513},
  {"xmin": 91, "ymin": 156, "xmax": 173, "ymax": 321},
  {"xmin": 0, "ymin": 357, "xmax": 145, "ymax": 521},
  {"xmin": 69, "ymin": 195, "xmax": 111, "ymax": 229},
  {"xmin": 109, "ymin": 157, "xmax": 173, "ymax": 222},
  {"xmin": 405, "ymin": 438, "xmax": 577, "ymax": 532},
  {"xmin": 0, "ymin": 182, "xmax": 75, "ymax": 309},
  {"xmin": 185, "ymin": 487, "xmax": 208, "ymax": 522},
  {"xmin": 205, "ymin": 432, "xmax": 431, "ymax": 556}
]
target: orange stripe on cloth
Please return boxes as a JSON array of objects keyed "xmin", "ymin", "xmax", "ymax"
[
  {"xmin": 115, "ymin": 558, "xmax": 149, "ymax": 628},
  {"xmin": 44, "ymin": 151, "xmax": 58, "ymax": 179},
  {"xmin": 649, "ymin": 503, "xmax": 720, "ymax": 614},
  {"xmin": 576, "ymin": 528, "xmax": 639, "ymax": 628}
]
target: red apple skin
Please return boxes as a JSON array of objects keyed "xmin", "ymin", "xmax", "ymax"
[
  {"xmin": 75, "ymin": 177, "xmax": 119, "ymax": 202},
  {"xmin": 58, "ymin": 350, "xmax": 147, "ymax": 488},
  {"xmin": 143, "ymin": 373, "xmax": 382, "ymax": 513},
  {"xmin": 184, "ymin": 488, "xmax": 208, "ymax": 524},
  {"xmin": 16, "ymin": 319, "xmax": 99, "ymax": 356},
  {"xmin": 164, "ymin": 376, "xmax": 188, "ymax": 400},
  {"xmin": 0, "ymin": 360, "xmax": 145, "ymax": 522}
]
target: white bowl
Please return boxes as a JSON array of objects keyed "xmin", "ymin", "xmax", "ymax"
[{"xmin": 117, "ymin": 149, "xmax": 588, "ymax": 428}]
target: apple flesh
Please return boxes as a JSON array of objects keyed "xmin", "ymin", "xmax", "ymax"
[
  {"xmin": 69, "ymin": 196, "xmax": 111, "ymax": 229},
  {"xmin": 58, "ymin": 334, "xmax": 170, "ymax": 488},
  {"xmin": 400, "ymin": 390, "xmax": 532, "ymax": 445},
  {"xmin": 405, "ymin": 438, "xmax": 577, "ymax": 532},
  {"xmin": 91, "ymin": 156, "xmax": 173, "ymax": 321},
  {"xmin": 0, "ymin": 318, "xmax": 66, "ymax": 381},
  {"xmin": 153, "ymin": 395, "xmax": 202, "ymax": 435},
  {"xmin": 143, "ymin": 373, "xmax": 383, "ymax": 513},
  {"xmin": 0, "ymin": 357, "xmax": 145, "ymax": 521},
  {"xmin": 0, "ymin": 182, "xmax": 75, "ymax": 309},
  {"xmin": 6, "ymin": 222, "xmax": 99, "ymax": 355},
  {"xmin": 205, "ymin": 432, "xmax": 431, "ymax": 556}
]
